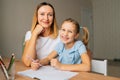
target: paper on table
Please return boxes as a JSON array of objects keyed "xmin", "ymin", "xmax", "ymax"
[{"xmin": 17, "ymin": 66, "xmax": 78, "ymax": 80}]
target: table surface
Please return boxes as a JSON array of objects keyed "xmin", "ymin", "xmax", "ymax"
[{"xmin": 1, "ymin": 58, "xmax": 120, "ymax": 80}]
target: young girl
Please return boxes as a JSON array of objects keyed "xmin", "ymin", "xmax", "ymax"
[{"xmin": 32, "ymin": 18, "xmax": 91, "ymax": 72}]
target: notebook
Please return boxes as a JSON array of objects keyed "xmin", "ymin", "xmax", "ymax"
[{"xmin": 17, "ymin": 66, "xmax": 78, "ymax": 80}]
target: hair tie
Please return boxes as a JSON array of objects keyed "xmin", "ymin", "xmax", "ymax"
[{"xmin": 80, "ymin": 26, "xmax": 83, "ymax": 29}]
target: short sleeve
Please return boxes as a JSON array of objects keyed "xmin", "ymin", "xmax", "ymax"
[
  {"xmin": 54, "ymin": 41, "xmax": 64, "ymax": 54},
  {"xmin": 22, "ymin": 31, "xmax": 31, "ymax": 51},
  {"xmin": 76, "ymin": 41, "xmax": 87, "ymax": 55},
  {"xmin": 25, "ymin": 31, "xmax": 31, "ymax": 42}
]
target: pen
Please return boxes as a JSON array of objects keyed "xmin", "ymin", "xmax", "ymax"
[
  {"xmin": 27, "ymin": 55, "xmax": 36, "ymax": 62},
  {"xmin": 27, "ymin": 55, "xmax": 42, "ymax": 66}
]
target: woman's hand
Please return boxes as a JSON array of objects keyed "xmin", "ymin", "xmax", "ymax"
[
  {"xmin": 31, "ymin": 59, "xmax": 42, "ymax": 70},
  {"xmin": 32, "ymin": 24, "xmax": 44, "ymax": 36},
  {"xmin": 50, "ymin": 59, "xmax": 61, "ymax": 69}
]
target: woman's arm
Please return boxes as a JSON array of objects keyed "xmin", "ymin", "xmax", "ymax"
[
  {"xmin": 51, "ymin": 52, "xmax": 91, "ymax": 72},
  {"xmin": 30, "ymin": 50, "xmax": 58, "ymax": 70},
  {"xmin": 22, "ymin": 33, "xmax": 38, "ymax": 66},
  {"xmin": 22, "ymin": 25, "xmax": 43, "ymax": 66}
]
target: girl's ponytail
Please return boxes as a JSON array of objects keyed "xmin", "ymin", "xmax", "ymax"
[
  {"xmin": 81, "ymin": 27, "xmax": 92, "ymax": 60},
  {"xmin": 81, "ymin": 27, "xmax": 89, "ymax": 47}
]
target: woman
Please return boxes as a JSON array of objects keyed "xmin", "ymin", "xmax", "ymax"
[{"xmin": 22, "ymin": 2, "xmax": 60, "ymax": 67}]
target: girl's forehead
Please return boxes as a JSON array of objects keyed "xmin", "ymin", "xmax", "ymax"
[
  {"xmin": 62, "ymin": 21, "xmax": 75, "ymax": 27},
  {"xmin": 62, "ymin": 22, "xmax": 76, "ymax": 30}
]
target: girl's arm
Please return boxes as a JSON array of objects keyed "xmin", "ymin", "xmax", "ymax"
[
  {"xmin": 39, "ymin": 50, "xmax": 58, "ymax": 66},
  {"xmin": 51, "ymin": 52, "xmax": 91, "ymax": 72}
]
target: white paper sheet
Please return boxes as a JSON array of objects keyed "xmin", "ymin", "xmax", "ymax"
[{"xmin": 17, "ymin": 66, "xmax": 78, "ymax": 80}]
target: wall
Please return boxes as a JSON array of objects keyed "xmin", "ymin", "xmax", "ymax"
[
  {"xmin": 0, "ymin": 1, "xmax": 2, "ymax": 54},
  {"xmin": 0, "ymin": 0, "xmax": 92, "ymax": 59},
  {"xmin": 92, "ymin": 0, "xmax": 120, "ymax": 59}
]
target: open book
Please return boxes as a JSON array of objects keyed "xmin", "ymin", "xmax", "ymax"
[{"xmin": 17, "ymin": 66, "xmax": 78, "ymax": 80}]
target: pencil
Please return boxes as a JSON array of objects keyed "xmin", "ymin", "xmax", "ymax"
[
  {"xmin": 7, "ymin": 53, "xmax": 15, "ymax": 72},
  {"xmin": 0, "ymin": 56, "xmax": 7, "ymax": 69},
  {"xmin": 0, "ymin": 60, "xmax": 9, "ymax": 80}
]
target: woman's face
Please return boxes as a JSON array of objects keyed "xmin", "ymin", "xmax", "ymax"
[{"xmin": 37, "ymin": 5, "xmax": 54, "ymax": 28}]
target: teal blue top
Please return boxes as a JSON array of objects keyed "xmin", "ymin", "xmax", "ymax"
[{"xmin": 54, "ymin": 41, "xmax": 87, "ymax": 64}]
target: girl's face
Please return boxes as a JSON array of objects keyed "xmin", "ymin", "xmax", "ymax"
[
  {"xmin": 37, "ymin": 5, "xmax": 53, "ymax": 28},
  {"xmin": 60, "ymin": 21, "xmax": 78, "ymax": 45}
]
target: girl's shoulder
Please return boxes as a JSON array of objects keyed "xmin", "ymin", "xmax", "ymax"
[
  {"xmin": 57, "ymin": 41, "xmax": 64, "ymax": 46},
  {"xmin": 75, "ymin": 40, "xmax": 84, "ymax": 46},
  {"xmin": 73, "ymin": 40, "xmax": 87, "ymax": 55},
  {"xmin": 73, "ymin": 40, "xmax": 86, "ymax": 49}
]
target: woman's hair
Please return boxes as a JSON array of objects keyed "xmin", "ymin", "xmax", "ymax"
[
  {"xmin": 31, "ymin": 2, "xmax": 58, "ymax": 39},
  {"xmin": 61, "ymin": 18, "xmax": 89, "ymax": 47}
]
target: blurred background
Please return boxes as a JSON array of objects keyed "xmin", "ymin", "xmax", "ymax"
[{"xmin": 0, "ymin": 0, "xmax": 120, "ymax": 78}]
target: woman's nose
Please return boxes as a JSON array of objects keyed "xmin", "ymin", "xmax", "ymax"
[{"xmin": 44, "ymin": 15, "xmax": 48, "ymax": 20}]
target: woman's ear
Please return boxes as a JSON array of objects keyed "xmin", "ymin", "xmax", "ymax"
[{"xmin": 75, "ymin": 33, "xmax": 79, "ymax": 39}]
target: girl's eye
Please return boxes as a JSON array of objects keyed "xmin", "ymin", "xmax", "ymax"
[
  {"xmin": 61, "ymin": 29, "xmax": 65, "ymax": 31},
  {"xmin": 68, "ymin": 30, "xmax": 73, "ymax": 33}
]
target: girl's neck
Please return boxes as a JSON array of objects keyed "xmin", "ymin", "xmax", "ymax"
[{"xmin": 65, "ymin": 41, "xmax": 75, "ymax": 49}]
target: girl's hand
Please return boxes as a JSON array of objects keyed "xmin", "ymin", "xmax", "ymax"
[
  {"xmin": 50, "ymin": 59, "xmax": 61, "ymax": 69},
  {"xmin": 31, "ymin": 59, "xmax": 42, "ymax": 70},
  {"xmin": 32, "ymin": 24, "xmax": 44, "ymax": 36}
]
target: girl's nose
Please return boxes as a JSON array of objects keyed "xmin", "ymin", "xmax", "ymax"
[{"xmin": 64, "ymin": 31, "xmax": 68, "ymax": 36}]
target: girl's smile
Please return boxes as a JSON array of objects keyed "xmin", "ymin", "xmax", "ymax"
[{"xmin": 60, "ymin": 21, "xmax": 78, "ymax": 48}]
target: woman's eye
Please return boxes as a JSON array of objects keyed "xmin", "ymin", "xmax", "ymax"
[
  {"xmin": 40, "ymin": 13, "xmax": 44, "ymax": 16},
  {"xmin": 48, "ymin": 13, "xmax": 53, "ymax": 16}
]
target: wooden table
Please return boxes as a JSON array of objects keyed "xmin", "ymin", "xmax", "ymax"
[{"xmin": 1, "ymin": 58, "xmax": 120, "ymax": 80}]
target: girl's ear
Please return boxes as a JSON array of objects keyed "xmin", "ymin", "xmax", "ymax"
[{"xmin": 75, "ymin": 33, "xmax": 79, "ymax": 39}]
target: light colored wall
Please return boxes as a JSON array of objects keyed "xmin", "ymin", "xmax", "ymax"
[
  {"xmin": 0, "ymin": 1, "xmax": 2, "ymax": 54},
  {"xmin": 0, "ymin": 0, "xmax": 92, "ymax": 59},
  {"xmin": 92, "ymin": 0, "xmax": 120, "ymax": 59}
]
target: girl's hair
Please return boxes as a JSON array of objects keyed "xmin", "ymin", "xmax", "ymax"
[
  {"xmin": 62, "ymin": 18, "xmax": 89, "ymax": 47},
  {"xmin": 31, "ymin": 2, "xmax": 58, "ymax": 39}
]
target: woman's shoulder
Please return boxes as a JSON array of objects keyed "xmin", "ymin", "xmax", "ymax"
[
  {"xmin": 26, "ymin": 30, "xmax": 31, "ymax": 33},
  {"xmin": 24, "ymin": 30, "xmax": 31, "ymax": 41},
  {"xmin": 51, "ymin": 33, "xmax": 61, "ymax": 42},
  {"xmin": 25, "ymin": 30, "xmax": 31, "ymax": 36}
]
